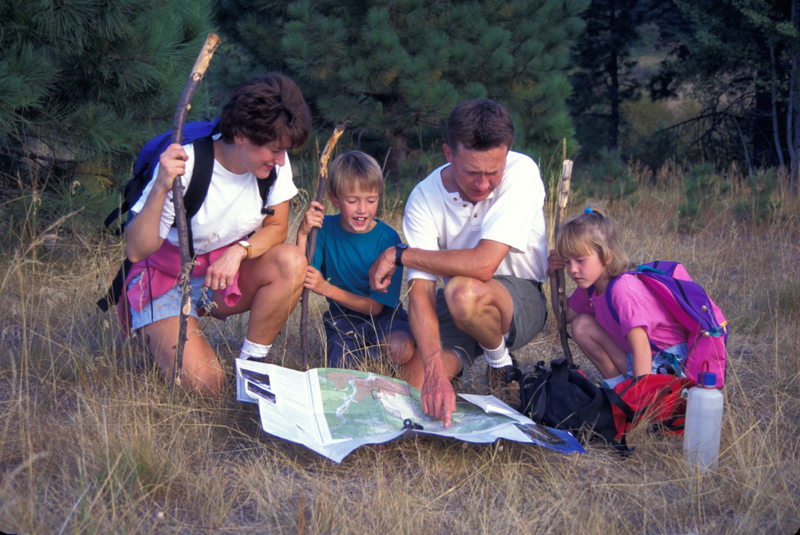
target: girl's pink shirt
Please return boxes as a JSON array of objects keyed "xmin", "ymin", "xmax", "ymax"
[
  {"xmin": 568, "ymin": 273, "xmax": 689, "ymax": 354},
  {"xmin": 117, "ymin": 240, "xmax": 243, "ymax": 337}
]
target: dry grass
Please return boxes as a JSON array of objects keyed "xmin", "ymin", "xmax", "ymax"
[{"xmin": 1, "ymin": 166, "xmax": 800, "ymax": 534}]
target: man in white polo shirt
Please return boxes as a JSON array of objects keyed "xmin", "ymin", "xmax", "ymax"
[{"xmin": 370, "ymin": 99, "xmax": 548, "ymax": 427}]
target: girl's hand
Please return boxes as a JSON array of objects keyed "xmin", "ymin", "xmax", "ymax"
[
  {"xmin": 154, "ymin": 144, "xmax": 188, "ymax": 195},
  {"xmin": 548, "ymin": 249, "xmax": 568, "ymax": 277},
  {"xmin": 304, "ymin": 266, "xmax": 329, "ymax": 296},
  {"xmin": 298, "ymin": 201, "xmax": 325, "ymax": 237},
  {"xmin": 204, "ymin": 245, "xmax": 248, "ymax": 291}
]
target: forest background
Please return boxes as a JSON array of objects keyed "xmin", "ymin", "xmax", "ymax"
[
  {"xmin": 1, "ymin": 1, "xmax": 800, "ymax": 533},
  {"xmin": 2, "ymin": 0, "xmax": 800, "ymax": 218}
]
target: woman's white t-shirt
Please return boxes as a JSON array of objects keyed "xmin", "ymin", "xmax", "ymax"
[{"xmin": 131, "ymin": 142, "xmax": 297, "ymax": 255}]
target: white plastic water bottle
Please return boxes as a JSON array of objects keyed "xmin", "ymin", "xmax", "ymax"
[{"xmin": 683, "ymin": 366, "xmax": 724, "ymax": 470}]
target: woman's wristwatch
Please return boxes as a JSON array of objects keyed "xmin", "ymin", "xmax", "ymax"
[{"xmin": 237, "ymin": 240, "xmax": 252, "ymax": 260}]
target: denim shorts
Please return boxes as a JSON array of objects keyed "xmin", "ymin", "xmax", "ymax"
[
  {"xmin": 128, "ymin": 273, "xmax": 214, "ymax": 330},
  {"xmin": 323, "ymin": 304, "xmax": 412, "ymax": 368},
  {"xmin": 626, "ymin": 342, "xmax": 689, "ymax": 379}
]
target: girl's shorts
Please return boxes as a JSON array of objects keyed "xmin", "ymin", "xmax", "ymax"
[
  {"xmin": 625, "ymin": 342, "xmax": 688, "ymax": 379},
  {"xmin": 128, "ymin": 273, "xmax": 214, "ymax": 330}
]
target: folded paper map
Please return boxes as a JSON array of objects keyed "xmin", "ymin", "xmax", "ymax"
[{"xmin": 237, "ymin": 360, "xmax": 585, "ymax": 463}]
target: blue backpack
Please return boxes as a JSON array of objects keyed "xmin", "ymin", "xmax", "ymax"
[
  {"xmin": 592, "ymin": 261, "xmax": 728, "ymax": 387},
  {"xmin": 97, "ymin": 119, "xmax": 277, "ymax": 312}
]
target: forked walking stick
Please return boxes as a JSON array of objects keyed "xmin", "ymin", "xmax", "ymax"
[
  {"xmin": 550, "ymin": 159, "xmax": 574, "ymax": 364},
  {"xmin": 170, "ymin": 33, "xmax": 221, "ymax": 392},
  {"xmin": 300, "ymin": 123, "xmax": 348, "ymax": 370}
]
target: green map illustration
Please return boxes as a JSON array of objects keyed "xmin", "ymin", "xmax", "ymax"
[{"xmin": 317, "ymin": 369, "xmax": 519, "ymax": 440}]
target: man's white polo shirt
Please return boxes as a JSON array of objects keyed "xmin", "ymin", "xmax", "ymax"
[{"xmin": 403, "ymin": 150, "xmax": 547, "ymax": 283}]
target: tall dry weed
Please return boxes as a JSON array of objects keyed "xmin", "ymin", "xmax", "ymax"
[{"xmin": 1, "ymin": 166, "xmax": 799, "ymax": 534}]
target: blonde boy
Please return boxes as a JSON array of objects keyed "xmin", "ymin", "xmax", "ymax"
[{"xmin": 297, "ymin": 151, "xmax": 414, "ymax": 368}]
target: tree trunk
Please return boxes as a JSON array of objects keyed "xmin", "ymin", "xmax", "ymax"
[
  {"xmin": 608, "ymin": 0, "xmax": 619, "ymax": 151},
  {"xmin": 770, "ymin": 46, "xmax": 788, "ymax": 190},
  {"xmin": 792, "ymin": 0, "xmax": 800, "ymax": 196}
]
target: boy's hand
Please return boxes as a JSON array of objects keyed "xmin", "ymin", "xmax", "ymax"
[
  {"xmin": 304, "ymin": 266, "xmax": 328, "ymax": 296},
  {"xmin": 548, "ymin": 249, "xmax": 567, "ymax": 278},
  {"xmin": 298, "ymin": 201, "xmax": 325, "ymax": 237}
]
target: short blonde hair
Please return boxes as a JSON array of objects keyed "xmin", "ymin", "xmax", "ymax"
[
  {"xmin": 328, "ymin": 151, "xmax": 384, "ymax": 197},
  {"xmin": 555, "ymin": 205, "xmax": 634, "ymax": 278}
]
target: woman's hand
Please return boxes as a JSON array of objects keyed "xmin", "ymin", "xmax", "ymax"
[
  {"xmin": 154, "ymin": 144, "xmax": 188, "ymax": 194},
  {"xmin": 125, "ymin": 144, "xmax": 189, "ymax": 263},
  {"xmin": 205, "ymin": 244, "xmax": 248, "ymax": 291},
  {"xmin": 304, "ymin": 266, "xmax": 328, "ymax": 296},
  {"xmin": 548, "ymin": 249, "xmax": 568, "ymax": 277}
]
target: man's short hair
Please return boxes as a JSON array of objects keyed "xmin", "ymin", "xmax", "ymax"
[
  {"xmin": 329, "ymin": 151, "xmax": 384, "ymax": 197},
  {"xmin": 219, "ymin": 73, "xmax": 311, "ymax": 149},
  {"xmin": 445, "ymin": 99, "xmax": 515, "ymax": 153}
]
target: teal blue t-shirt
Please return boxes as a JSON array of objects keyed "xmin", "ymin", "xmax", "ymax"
[{"xmin": 312, "ymin": 215, "xmax": 404, "ymax": 315}]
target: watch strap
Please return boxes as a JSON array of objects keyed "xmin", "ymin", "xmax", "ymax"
[
  {"xmin": 395, "ymin": 244, "xmax": 408, "ymax": 266},
  {"xmin": 237, "ymin": 241, "xmax": 252, "ymax": 260}
]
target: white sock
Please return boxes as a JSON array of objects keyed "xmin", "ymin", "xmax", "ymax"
[
  {"xmin": 482, "ymin": 340, "xmax": 512, "ymax": 368},
  {"xmin": 238, "ymin": 338, "xmax": 271, "ymax": 360},
  {"xmin": 602, "ymin": 374, "xmax": 626, "ymax": 388}
]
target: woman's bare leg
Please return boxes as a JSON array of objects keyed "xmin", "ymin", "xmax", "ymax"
[
  {"xmin": 213, "ymin": 243, "xmax": 307, "ymax": 345},
  {"xmin": 141, "ymin": 316, "xmax": 225, "ymax": 396}
]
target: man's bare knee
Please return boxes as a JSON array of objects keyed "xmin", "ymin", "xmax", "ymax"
[{"xmin": 443, "ymin": 277, "xmax": 484, "ymax": 321}]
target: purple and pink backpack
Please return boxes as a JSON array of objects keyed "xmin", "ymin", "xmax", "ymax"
[{"xmin": 603, "ymin": 261, "xmax": 728, "ymax": 388}]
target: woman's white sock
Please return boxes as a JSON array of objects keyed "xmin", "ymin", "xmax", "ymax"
[{"xmin": 239, "ymin": 338, "xmax": 271, "ymax": 360}]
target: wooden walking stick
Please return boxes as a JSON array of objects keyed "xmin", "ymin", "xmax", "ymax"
[
  {"xmin": 170, "ymin": 33, "xmax": 221, "ymax": 392},
  {"xmin": 550, "ymin": 159, "xmax": 574, "ymax": 364},
  {"xmin": 299, "ymin": 123, "xmax": 348, "ymax": 370}
]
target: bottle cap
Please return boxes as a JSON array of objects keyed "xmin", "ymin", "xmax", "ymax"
[{"xmin": 697, "ymin": 371, "xmax": 717, "ymax": 388}]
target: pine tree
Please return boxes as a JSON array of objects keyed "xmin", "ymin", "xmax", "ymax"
[
  {"xmin": 0, "ymin": 0, "xmax": 212, "ymax": 191},
  {"xmin": 216, "ymin": 0, "xmax": 588, "ymax": 172},
  {"xmin": 568, "ymin": 0, "xmax": 650, "ymax": 156}
]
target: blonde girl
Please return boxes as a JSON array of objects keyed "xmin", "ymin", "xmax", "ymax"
[{"xmin": 547, "ymin": 206, "xmax": 690, "ymax": 388}]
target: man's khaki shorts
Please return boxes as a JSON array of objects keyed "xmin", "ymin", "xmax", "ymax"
[{"xmin": 436, "ymin": 274, "xmax": 548, "ymax": 370}]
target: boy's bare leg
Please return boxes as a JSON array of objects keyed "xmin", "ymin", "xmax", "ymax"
[
  {"xmin": 570, "ymin": 314, "xmax": 628, "ymax": 378},
  {"xmin": 382, "ymin": 331, "xmax": 415, "ymax": 366},
  {"xmin": 399, "ymin": 348, "xmax": 462, "ymax": 391}
]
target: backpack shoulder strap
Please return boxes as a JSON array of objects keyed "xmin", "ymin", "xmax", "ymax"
[
  {"xmin": 178, "ymin": 135, "xmax": 215, "ymax": 259},
  {"xmin": 183, "ymin": 136, "xmax": 215, "ymax": 220},
  {"xmin": 604, "ymin": 272, "xmax": 661, "ymax": 352},
  {"xmin": 257, "ymin": 167, "xmax": 278, "ymax": 214}
]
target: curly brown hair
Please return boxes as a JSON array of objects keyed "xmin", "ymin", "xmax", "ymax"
[{"xmin": 219, "ymin": 73, "xmax": 311, "ymax": 149}]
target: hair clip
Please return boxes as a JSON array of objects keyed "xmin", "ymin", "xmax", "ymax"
[{"xmin": 584, "ymin": 207, "xmax": 594, "ymax": 214}]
